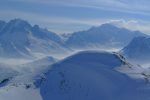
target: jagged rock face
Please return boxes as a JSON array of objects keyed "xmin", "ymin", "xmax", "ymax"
[{"xmin": 39, "ymin": 51, "xmax": 150, "ymax": 100}]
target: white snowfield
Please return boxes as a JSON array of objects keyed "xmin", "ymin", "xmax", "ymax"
[
  {"xmin": 0, "ymin": 56, "xmax": 57, "ymax": 100},
  {"xmin": 0, "ymin": 85, "xmax": 42, "ymax": 100},
  {"xmin": 1, "ymin": 51, "xmax": 150, "ymax": 100},
  {"xmin": 39, "ymin": 51, "xmax": 150, "ymax": 100}
]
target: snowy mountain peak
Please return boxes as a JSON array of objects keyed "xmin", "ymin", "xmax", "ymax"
[
  {"xmin": 0, "ymin": 19, "xmax": 31, "ymax": 36},
  {"xmin": 87, "ymin": 23, "xmax": 119, "ymax": 32},
  {"xmin": 32, "ymin": 25, "xmax": 40, "ymax": 30},
  {"xmin": 100, "ymin": 23, "xmax": 119, "ymax": 29},
  {"xmin": 65, "ymin": 23, "xmax": 146, "ymax": 49},
  {"xmin": 8, "ymin": 19, "xmax": 31, "ymax": 29},
  {"xmin": 121, "ymin": 36, "xmax": 150, "ymax": 63},
  {"xmin": 9, "ymin": 19, "xmax": 30, "ymax": 26},
  {"xmin": 0, "ymin": 19, "xmax": 68, "ymax": 58},
  {"xmin": 38, "ymin": 50, "xmax": 150, "ymax": 100}
]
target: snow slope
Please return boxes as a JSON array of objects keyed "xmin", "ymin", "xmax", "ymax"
[
  {"xmin": 0, "ymin": 64, "xmax": 18, "ymax": 87},
  {"xmin": 11, "ymin": 56, "xmax": 57, "ymax": 84},
  {"xmin": 0, "ymin": 85, "xmax": 42, "ymax": 100},
  {"xmin": 1, "ymin": 51, "xmax": 150, "ymax": 100},
  {"xmin": 39, "ymin": 51, "xmax": 150, "ymax": 100},
  {"xmin": 121, "ymin": 36, "xmax": 150, "ymax": 64},
  {"xmin": 0, "ymin": 56, "xmax": 57, "ymax": 100}
]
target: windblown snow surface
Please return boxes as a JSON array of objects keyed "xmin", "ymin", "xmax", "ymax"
[
  {"xmin": 38, "ymin": 51, "xmax": 150, "ymax": 100},
  {"xmin": 0, "ymin": 56, "xmax": 57, "ymax": 100},
  {"xmin": 1, "ymin": 51, "xmax": 150, "ymax": 100}
]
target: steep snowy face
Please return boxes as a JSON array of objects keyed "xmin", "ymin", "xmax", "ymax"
[
  {"xmin": 39, "ymin": 51, "xmax": 150, "ymax": 100},
  {"xmin": 121, "ymin": 36, "xmax": 150, "ymax": 63},
  {"xmin": 0, "ymin": 19, "xmax": 67, "ymax": 58},
  {"xmin": 0, "ymin": 19, "xmax": 32, "ymax": 58},
  {"xmin": 31, "ymin": 25, "xmax": 63, "ymax": 44},
  {"xmin": 65, "ymin": 23, "xmax": 146, "ymax": 49},
  {"xmin": 1, "ymin": 19, "xmax": 31, "ymax": 34}
]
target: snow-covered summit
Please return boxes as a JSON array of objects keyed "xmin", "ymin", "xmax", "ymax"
[
  {"xmin": 121, "ymin": 36, "xmax": 150, "ymax": 63},
  {"xmin": 65, "ymin": 23, "xmax": 146, "ymax": 49},
  {"xmin": 39, "ymin": 51, "xmax": 150, "ymax": 100},
  {"xmin": 0, "ymin": 19, "xmax": 68, "ymax": 58}
]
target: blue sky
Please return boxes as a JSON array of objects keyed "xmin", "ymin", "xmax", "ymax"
[{"xmin": 1, "ymin": 0, "xmax": 150, "ymax": 34}]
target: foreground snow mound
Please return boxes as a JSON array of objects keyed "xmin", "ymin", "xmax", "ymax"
[
  {"xmin": 121, "ymin": 36, "xmax": 150, "ymax": 63},
  {"xmin": 39, "ymin": 51, "xmax": 150, "ymax": 100}
]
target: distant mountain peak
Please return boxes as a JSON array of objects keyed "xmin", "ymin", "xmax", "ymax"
[
  {"xmin": 88, "ymin": 23, "xmax": 118, "ymax": 31},
  {"xmin": 33, "ymin": 24, "xmax": 40, "ymax": 30},
  {"xmin": 100, "ymin": 23, "xmax": 118, "ymax": 28},
  {"xmin": 123, "ymin": 36, "xmax": 150, "ymax": 49},
  {"xmin": 10, "ymin": 18, "xmax": 28, "ymax": 23},
  {"xmin": 0, "ymin": 19, "xmax": 68, "ymax": 58},
  {"xmin": 65, "ymin": 22, "xmax": 146, "ymax": 49},
  {"xmin": 121, "ymin": 36, "xmax": 150, "ymax": 63},
  {"xmin": 8, "ymin": 18, "xmax": 31, "ymax": 28}
]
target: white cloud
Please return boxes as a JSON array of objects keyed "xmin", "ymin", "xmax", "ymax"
[
  {"xmin": 6, "ymin": 0, "xmax": 150, "ymax": 16},
  {"xmin": 1, "ymin": 9, "xmax": 150, "ymax": 34},
  {"xmin": 107, "ymin": 19, "xmax": 150, "ymax": 34}
]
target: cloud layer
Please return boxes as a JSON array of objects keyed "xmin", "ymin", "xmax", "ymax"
[{"xmin": 1, "ymin": 0, "xmax": 150, "ymax": 34}]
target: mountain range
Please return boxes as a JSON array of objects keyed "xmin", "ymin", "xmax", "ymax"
[
  {"xmin": 1, "ymin": 19, "xmax": 150, "ymax": 100},
  {"xmin": 0, "ymin": 19, "xmax": 147, "ymax": 58},
  {"xmin": 65, "ymin": 23, "xmax": 146, "ymax": 49},
  {"xmin": 0, "ymin": 19, "xmax": 67, "ymax": 58}
]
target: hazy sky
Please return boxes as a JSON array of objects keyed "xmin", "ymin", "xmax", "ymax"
[{"xmin": 1, "ymin": 0, "xmax": 150, "ymax": 34}]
